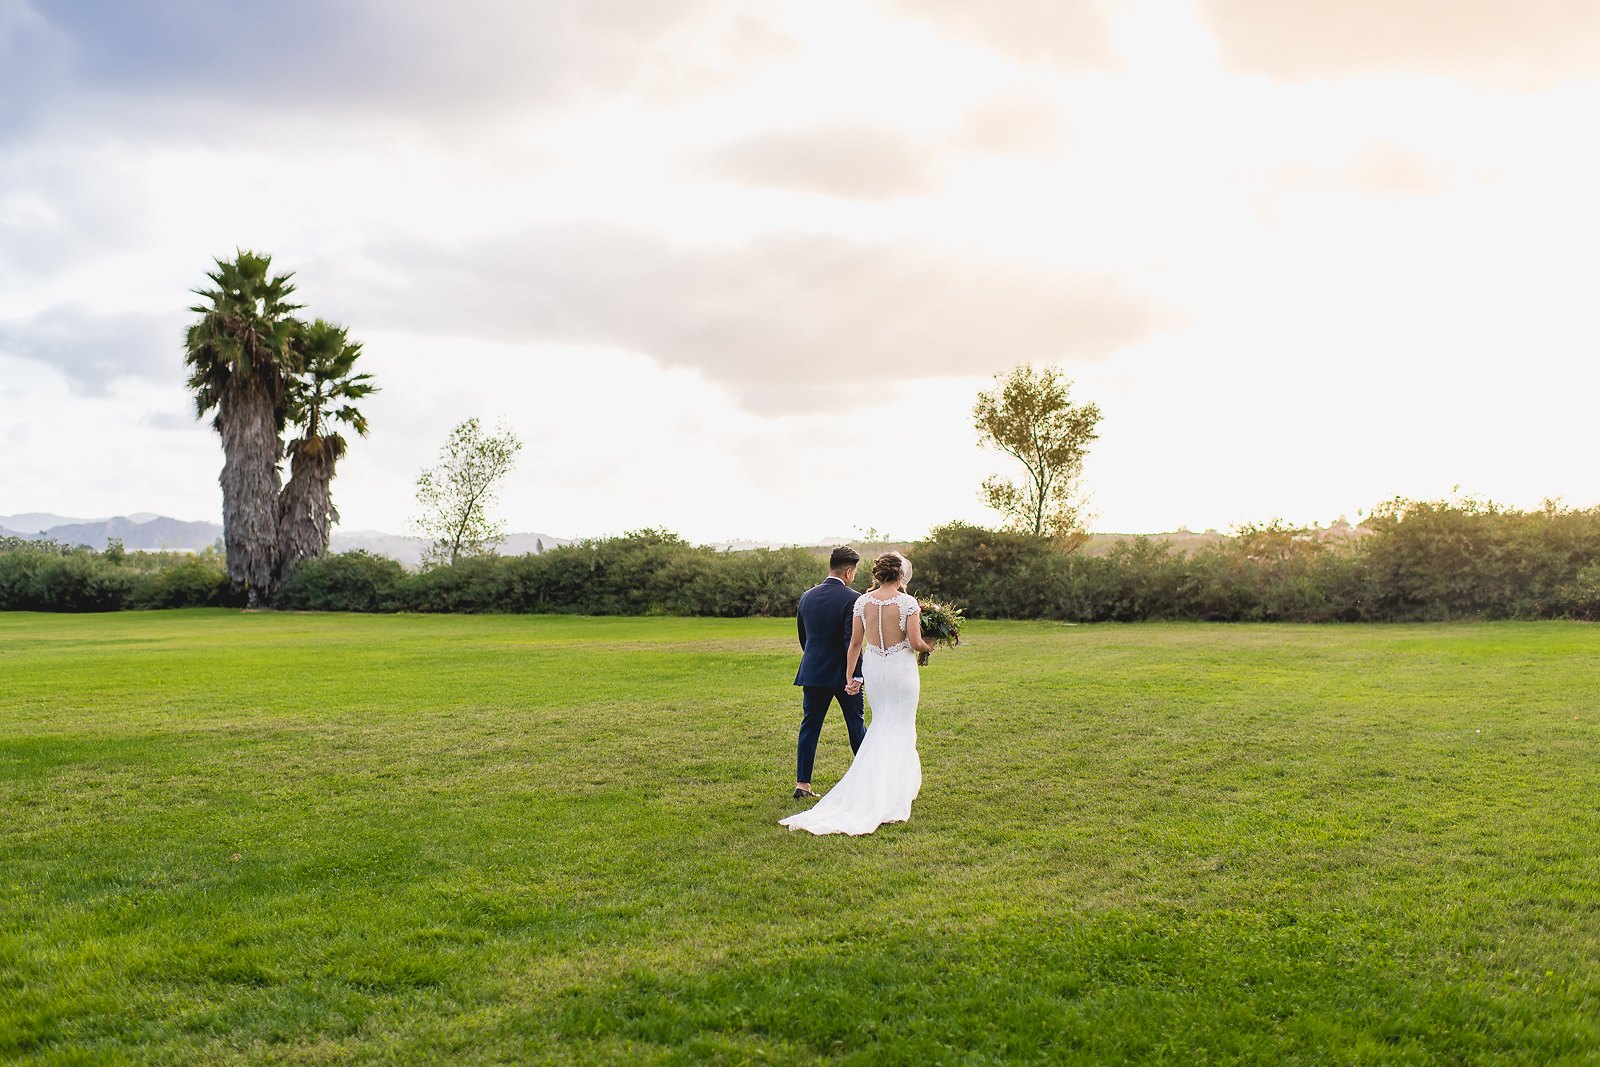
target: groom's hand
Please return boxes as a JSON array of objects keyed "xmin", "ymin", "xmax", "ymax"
[{"xmin": 845, "ymin": 678, "xmax": 863, "ymax": 696}]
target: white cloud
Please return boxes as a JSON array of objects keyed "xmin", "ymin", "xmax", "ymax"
[
  {"xmin": 326, "ymin": 225, "xmax": 1166, "ymax": 412},
  {"xmin": 0, "ymin": 355, "xmax": 221, "ymax": 520},
  {"xmin": 1196, "ymin": 0, "xmax": 1600, "ymax": 88},
  {"xmin": 889, "ymin": 0, "xmax": 1115, "ymax": 70},
  {"xmin": 954, "ymin": 95, "xmax": 1069, "ymax": 156},
  {"xmin": 696, "ymin": 120, "xmax": 942, "ymax": 199}
]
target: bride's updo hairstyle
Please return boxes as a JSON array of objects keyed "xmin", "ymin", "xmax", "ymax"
[{"xmin": 871, "ymin": 551, "xmax": 912, "ymax": 587}]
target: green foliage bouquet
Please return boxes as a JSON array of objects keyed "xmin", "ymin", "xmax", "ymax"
[{"xmin": 916, "ymin": 599, "xmax": 964, "ymax": 666}]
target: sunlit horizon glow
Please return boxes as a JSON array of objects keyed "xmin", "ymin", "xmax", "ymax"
[{"xmin": 3, "ymin": 0, "xmax": 1599, "ymax": 545}]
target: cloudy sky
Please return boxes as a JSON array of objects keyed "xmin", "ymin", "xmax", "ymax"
[{"xmin": 3, "ymin": 0, "xmax": 1599, "ymax": 543}]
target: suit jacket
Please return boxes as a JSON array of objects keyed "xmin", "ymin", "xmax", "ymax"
[{"xmin": 794, "ymin": 576, "xmax": 863, "ymax": 688}]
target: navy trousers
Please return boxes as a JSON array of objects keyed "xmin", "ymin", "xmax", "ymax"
[{"xmin": 797, "ymin": 685, "xmax": 866, "ymax": 782}]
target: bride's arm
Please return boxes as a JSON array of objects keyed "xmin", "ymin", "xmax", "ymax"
[
  {"xmin": 844, "ymin": 616, "xmax": 865, "ymax": 691},
  {"xmin": 907, "ymin": 611, "xmax": 933, "ymax": 654}
]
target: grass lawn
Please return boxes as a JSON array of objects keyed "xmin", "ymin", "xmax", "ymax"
[{"xmin": 2, "ymin": 610, "xmax": 1598, "ymax": 1065}]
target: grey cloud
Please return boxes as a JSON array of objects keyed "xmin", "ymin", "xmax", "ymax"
[
  {"xmin": 1197, "ymin": 0, "xmax": 1600, "ymax": 88},
  {"xmin": 696, "ymin": 121, "xmax": 940, "ymax": 199},
  {"xmin": 889, "ymin": 0, "xmax": 1115, "ymax": 69},
  {"xmin": 0, "ymin": 154, "xmax": 153, "ymax": 283},
  {"xmin": 140, "ymin": 407, "xmax": 202, "ymax": 433},
  {"xmin": 0, "ymin": 1, "xmax": 70, "ymax": 132},
  {"xmin": 0, "ymin": 305, "xmax": 179, "ymax": 394},
  {"xmin": 1, "ymin": 1, "xmax": 790, "ymax": 136},
  {"xmin": 332, "ymin": 225, "xmax": 1165, "ymax": 412}
]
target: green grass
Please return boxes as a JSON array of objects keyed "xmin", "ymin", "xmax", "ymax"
[{"xmin": 3, "ymin": 611, "xmax": 1598, "ymax": 1065}]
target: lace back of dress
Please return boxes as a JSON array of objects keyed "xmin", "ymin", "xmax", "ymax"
[{"xmin": 861, "ymin": 593, "xmax": 909, "ymax": 654}]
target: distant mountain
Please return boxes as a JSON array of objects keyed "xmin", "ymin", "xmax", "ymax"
[
  {"xmin": 498, "ymin": 531, "xmax": 573, "ymax": 556},
  {"xmin": 0, "ymin": 513, "xmax": 98, "ymax": 534},
  {"xmin": 2, "ymin": 512, "xmax": 571, "ymax": 565},
  {"xmin": 26, "ymin": 515, "xmax": 224, "ymax": 552},
  {"xmin": 330, "ymin": 529, "xmax": 423, "ymax": 562},
  {"xmin": 333, "ymin": 529, "xmax": 573, "ymax": 566}
]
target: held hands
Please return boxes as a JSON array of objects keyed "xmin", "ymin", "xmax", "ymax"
[{"xmin": 845, "ymin": 678, "xmax": 863, "ymax": 696}]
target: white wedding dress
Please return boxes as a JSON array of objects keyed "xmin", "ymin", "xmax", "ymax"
[{"xmin": 781, "ymin": 591, "xmax": 922, "ymax": 836}]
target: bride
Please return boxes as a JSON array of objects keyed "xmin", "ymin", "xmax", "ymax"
[{"xmin": 780, "ymin": 551, "xmax": 931, "ymax": 836}]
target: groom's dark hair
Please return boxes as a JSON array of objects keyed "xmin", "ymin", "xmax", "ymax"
[{"xmin": 829, "ymin": 547, "xmax": 860, "ymax": 572}]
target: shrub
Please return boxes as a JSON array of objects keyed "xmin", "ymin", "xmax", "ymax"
[
  {"xmin": 0, "ymin": 547, "xmax": 45, "ymax": 610},
  {"xmin": 277, "ymin": 551, "xmax": 407, "ymax": 612},
  {"xmin": 1558, "ymin": 561, "xmax": 1600, "ymax": 620},
  {"xmin": 1360, "ymin": 497, "xmax": 1600, "ymax": 619},
  {"xmin": 694, "ymin": 548, "xmax": 818, "ymax": 617},
  {"xmin": 915, "ymin": 523, "xmax": 1062, "ymax": 619},
  {"xmin": 402, "ymin": 554, "xmax": 506, "ymax": 613},
  {"xmin": 29, "ymin": 551, "xmax": 135, "ymax": 612},
  {"xmin": 129, "ymin": 556, "xmax": 235, "ymax": 609}
]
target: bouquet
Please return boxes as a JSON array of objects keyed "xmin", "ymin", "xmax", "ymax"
[{"xmin": 915, "ymin": 599, "xmax": 964, "ymax": 666}]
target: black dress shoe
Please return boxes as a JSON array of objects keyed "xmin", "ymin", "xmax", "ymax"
[{"xmin": 793, "ymin": 787, "xmax": 819, "ymax": 799}]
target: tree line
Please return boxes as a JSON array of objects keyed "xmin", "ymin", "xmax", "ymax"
[{"xmin": 9, "ymin": 497, "xmax": 1600, "ymax": 620}]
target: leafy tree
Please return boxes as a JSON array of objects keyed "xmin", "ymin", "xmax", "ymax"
[
  {"xmin": 972, "ymin": 364, "xmax": 1102, "ymax": 548},
  {"xmin": 413, "ymin": 418, "xmax": 523, "ymax": 567},
  {"xmin": 277, "ymin": 319, "xmax": 376, "ymax": 581},
  {"xmin": 184, "ymin": 250, "xmax": 304, "ymax": 605}
]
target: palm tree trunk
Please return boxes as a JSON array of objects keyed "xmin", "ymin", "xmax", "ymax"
[
  {"xmin": 218, "ymin": 373, "xmax": 282, "ymax": 606},
  {"xmin": 277, "ymin": 439, "xmax": 338, "ymax": 584}
]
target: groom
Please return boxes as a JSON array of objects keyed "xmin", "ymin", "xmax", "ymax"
[{"xmin": 792, "ymin": 546, "xmax": 866, "ymax": 799}]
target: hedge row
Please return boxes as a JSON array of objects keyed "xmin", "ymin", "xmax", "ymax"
[
  {"xmin": 0, "ymin": 540, "xmax": 240, "ymax": 612},
  {"xmin": 0, "ymin": 531, "xmax": 820, "ymax": 617},
  {"xmin": 275, "ymin": 531, "xmax": 819, "ymax": 616},
  {"xmin": 917, "ymin": 500, "xmax": 1600, "ymax": 622},
  {"xmin": 8, "ymin": 500, "xmax": 1600, "ymax": 621}
]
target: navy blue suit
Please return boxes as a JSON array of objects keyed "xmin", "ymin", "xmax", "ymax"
[{"xmin": 794, "ymin": 575, "xmax": 866, "ymax": 782}]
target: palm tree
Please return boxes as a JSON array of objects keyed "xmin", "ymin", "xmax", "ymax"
[
  {"xmin": 184, "ymin": 251, "xmax": 303, "ymax": 606},
  {"xmin": 277, "ymin": 319, "xmax": 376, "ymax": 581}
]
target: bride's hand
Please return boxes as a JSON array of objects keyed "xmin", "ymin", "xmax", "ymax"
[{"xmin": 845, "ymin": 678, "xmax": 863, "ymax": 695}]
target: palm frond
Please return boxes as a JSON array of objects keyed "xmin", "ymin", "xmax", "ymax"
[{"xmin": 283, "ymin": 318, "xmax": 377, "ymax": 442}]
